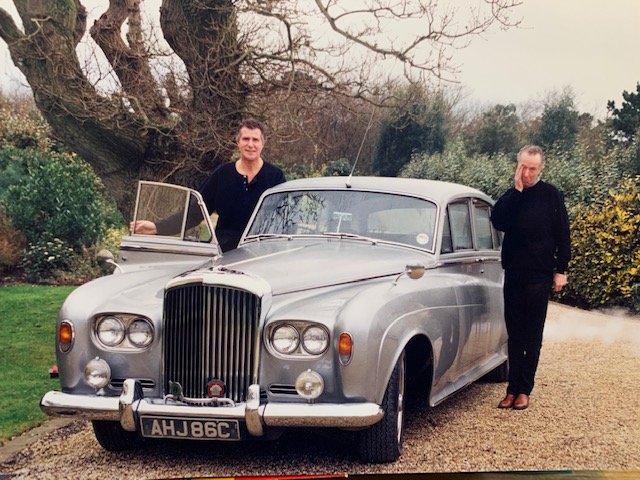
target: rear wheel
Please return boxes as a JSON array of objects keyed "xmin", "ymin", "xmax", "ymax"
[
  {"xmin": 357, "ymin": 351, "xmax": 406, "ymax": 463},
  {"xmin": 482, "ymin": 359, "xmax": 509, "ymax": 383},
  {"xmin": 92, "ymin": 420, "xmax": 143, "ymax": 451}
]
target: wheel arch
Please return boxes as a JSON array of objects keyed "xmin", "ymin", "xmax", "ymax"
[{"xmin": 404, "ymin": 334, "xmax": 434, "ymax": 403}]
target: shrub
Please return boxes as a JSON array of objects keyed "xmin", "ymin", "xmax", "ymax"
[
  {"xmin": 0, "ymin": 96, "xmax": 52, "ymax": 150},
  {"xmin": 560, "ymin": 177, "xmax": 640, "ymax": 312},
  {"xmin": 20, "ymin": 238, "xmax": 75, "ymax": 284},
  {"xmin": 543, "ymin": 142, "xmax": 634, "ymax": 213},
  {"xmin": 0, "ymin": 212, "xmax": 26, "ymax": 274},
  {"xmin": 323, "ymin": 158, "xmax": 353, "ymax": 176},
  {"xmin": 280, "ymin": 161, "xmax": 323, "ymax": 180},
  {"xmin": 401, "ymin": 142, "xmax": 513, "ymax": 200},
  {"xmin": 2, "ymin": 147, "xmax": 118, "ymax": 249},
  {"xmin": 1, "ymin": 146, "xmax": 124, "ymax": 283}
]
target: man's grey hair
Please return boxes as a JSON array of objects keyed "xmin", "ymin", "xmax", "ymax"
[{"xmin": 518, "ymin": 145, "xmax": 545, "ymax": 165}]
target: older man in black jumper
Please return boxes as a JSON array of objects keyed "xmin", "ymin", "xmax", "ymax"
[{"xmin": 490, "ymin": 145, "xmax": 571, "ymax": 410}]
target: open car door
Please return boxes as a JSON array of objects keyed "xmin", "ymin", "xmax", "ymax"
[{"xmin": 117, "ymin": 181, "xmax": 220, "ymax": 270}]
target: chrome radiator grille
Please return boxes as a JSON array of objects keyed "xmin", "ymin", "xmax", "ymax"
[{"xmin": 163, "ymin": 283, "xmax": 261, "ymax": 403}]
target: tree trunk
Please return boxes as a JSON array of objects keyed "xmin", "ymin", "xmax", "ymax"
[{"xmin": 0, "ymin": 0, "xmax": 245, "ymax": 216}]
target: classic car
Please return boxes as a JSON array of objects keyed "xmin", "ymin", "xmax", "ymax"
[{"xmin": 41, "ymin": 176, "xmax": 507, "ymax": 463}]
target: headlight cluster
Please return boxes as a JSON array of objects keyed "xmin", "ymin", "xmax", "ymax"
[
  {"xmin": 94, "ymin": 315, "xmax": 154, "ymax": 349},
  {"xmin": 268, "ymin": 322, "xmax": 329, "ymax": 357}
]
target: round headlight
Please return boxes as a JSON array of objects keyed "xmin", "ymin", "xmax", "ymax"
[
  {"xmin": 295, "ymin": 369, "xmax": 324, "ymax": 400},
  {"xmin": 84, "ymin": 357, "xmax": 111, "ymax": 390},
  {"xmin": 96, "ymin": 316, "xmax": 125, "ymax": 347},
  {"xmin": 302, "ymin": 326, "xmax": 329, "ymax": 355},
  {"xmin": 128, "ymin": 318, "xmax": 153, "ymax": 348},
  {"xmin": 272, "ymin": 324, "xmax": 299, "ymax": 354}
]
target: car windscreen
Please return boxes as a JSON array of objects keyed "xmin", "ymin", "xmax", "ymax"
[{"xmin": 247, "ymin": 190, "xmax": 437, "ymax": 250}]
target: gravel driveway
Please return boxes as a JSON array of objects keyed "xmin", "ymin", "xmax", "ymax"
[{"xmin": 2, "ymin": 302, "xmax": 639, "ymax": 479}]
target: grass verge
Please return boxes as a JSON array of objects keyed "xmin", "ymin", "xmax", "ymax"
[{"xmin": 0, "ymin": 285, "xmax": 75, "ymax": 445}]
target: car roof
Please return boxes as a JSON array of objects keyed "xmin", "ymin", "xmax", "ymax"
[{"xmin": 267, "ymin": 176, "xmax": 493, "ymax": 205}]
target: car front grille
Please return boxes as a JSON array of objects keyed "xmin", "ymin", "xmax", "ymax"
[{"xmin": 163, "ymin": 282, "xmax": 261, "ymax": 403}]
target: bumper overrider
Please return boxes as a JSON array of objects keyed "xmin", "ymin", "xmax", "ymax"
[{"xmin": 40, "ymin": 380, "xmax": 384, "ymax": 440}]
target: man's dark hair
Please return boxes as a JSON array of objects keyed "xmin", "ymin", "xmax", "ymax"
[{"xmin": 236, "ymin": 118, "xmax": 266, "ymax": 142}]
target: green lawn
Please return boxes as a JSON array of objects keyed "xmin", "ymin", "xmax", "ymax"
[{"xmin": 0, "ymin": 285, "xmax": 75, "ymax": 445}]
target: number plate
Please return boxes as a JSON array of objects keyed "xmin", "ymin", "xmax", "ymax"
[{"xmin": 140, "ymin": 416, "xmax": 240, "ymax": 441}]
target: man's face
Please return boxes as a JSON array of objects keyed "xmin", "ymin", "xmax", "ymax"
[
  {"xmin": 237, "ymin": 127, "xmax": 264, "ymax": 162},
  {"xmin": 518, "ymin": 151, "xmax": 543, "ymax": 189}
]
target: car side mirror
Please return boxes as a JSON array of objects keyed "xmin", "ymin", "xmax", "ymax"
[
  {"xmin": 393, "ymin": 262, "xmax": 425, "ymax": 285},
  {"xmin": 97, "ymin": 249, "xmax": 123, "ymax": 273},
  {"xmin": 406, "ymin": 263, "xmax": 425, "ymax": 280}
]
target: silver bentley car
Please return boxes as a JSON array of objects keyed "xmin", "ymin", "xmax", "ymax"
[{"xmin": 41, "ymin": 176, "xmax": 507, "ymax": 463}]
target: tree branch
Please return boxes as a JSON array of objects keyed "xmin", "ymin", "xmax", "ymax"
[
  {"xmin": 0, "ymin": 7, "xmax": 23, "ymax": 44},
  {"xmin": 90, "ymin": 0, "xmax": 166, "ymax": 118}
]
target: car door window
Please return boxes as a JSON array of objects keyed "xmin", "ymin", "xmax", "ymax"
[
  {"xmin": 473, "ymin": 201, "xmax": 494, "ymax": 250},
  {"xmin": 133, "ymin": 181, "xmax": 214, "ymax": 243},
  {"xmin": 448, "ymin": 201, "xmax": 473, "ymax": 250},
  {"xmin": 473, "ymin": 200, "xmax": 501, "ymax": 250}
]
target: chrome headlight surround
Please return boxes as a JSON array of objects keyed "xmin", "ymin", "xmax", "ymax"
[
  {"xmin": 93, "ymin": 314, "xmax": 155, "ymax": 350},
  {"xmin": 272, "ymin": 324, "xmax": 300, "ymax": 354},
  {"xmin": 127, "ymin": 318, "xmax": 154, "ymax": 348},
  {"xmin": 96, "ymin": 316, "xmax": 125, "ymax": 347},
  {"xmin": 267, "ymin": 321, "xmax": 330, "ymax": 358},
  {"xmin": 301, "ymin": 325, "xmax": 330, "ymax": 355}
]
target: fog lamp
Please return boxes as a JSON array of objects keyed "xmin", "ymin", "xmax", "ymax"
[
  {"xmin": 295, "ymin": 369, "xmax": 324, "ymax": 401},
  {"xmin": 84, "ymin": 357, "xmax": 111, "ymax": 390}
]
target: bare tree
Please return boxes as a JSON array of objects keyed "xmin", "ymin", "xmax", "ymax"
[{"xmin": 0, "ymin": 0, "xmax": 520, "ymax": 215}]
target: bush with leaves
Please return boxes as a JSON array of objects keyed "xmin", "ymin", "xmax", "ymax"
[
  {"xmin": 0, "ymin": 95, "xmax": 52, "ymax": 150},
  {"xmin": 3, "ymin": 147, "xmax": 120, "ymax": 248},
  {"xmin": 401, "ymin": 142, "xmax": 513, "ymax": 200},
  {"xmin": 543, "ymin": 141, "xmax": 635, "ymax": 214},
  {"xmin": 403, "ymin": 139, "xmax": 637, "ymax": 211},
  {"xmin": 323, "ymin": 158, "xmax": 353, "ymax": 176},
  {"xmin": 0, "ymin": 210, "xmax": 26, "ymax": 274},
  {"xmin": 560, "ymin": 177, "xmax": 640, "ymax": 312},
  {"xmin": 20, "ymin": 238, "xmax": 76, "ymax": 284},
  {"xmin": 1, "ymin": 146, "xmax": 123, "ymax": 282}
]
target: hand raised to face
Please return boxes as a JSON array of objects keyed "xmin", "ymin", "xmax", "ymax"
[{"xmin": 514, "ymin": 163, "xmax": 524, "ymax": 192}]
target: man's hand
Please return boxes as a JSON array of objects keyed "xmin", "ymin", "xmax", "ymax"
[
  {"xmin": 130, "ymin": 220, "xmax": 158, "ymax": 235},
  {"xmin": 514, "ymin": 163, "xmax": 524, "ymax": 192},
  {"xmin": 553, "ymin": 273, "xmax": 567, "ymax": 292}
]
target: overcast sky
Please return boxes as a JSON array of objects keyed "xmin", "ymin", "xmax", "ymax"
[
  {"xmin": 1, "ymin": 0, "xmax": 639, "ymax": 119},
  {"xmin": 453, "ymin": 0, "xmax": 640, "ymax": 118}
]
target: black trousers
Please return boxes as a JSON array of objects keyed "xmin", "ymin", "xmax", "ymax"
[{"xmin": 503, "ymin": 272, "xmax": 552, "ymax": 396}]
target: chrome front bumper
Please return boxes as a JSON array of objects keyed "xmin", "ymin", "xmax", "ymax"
[{"xmin": 40, "ymin": 380, "xmax": 384, "ymax": 437}]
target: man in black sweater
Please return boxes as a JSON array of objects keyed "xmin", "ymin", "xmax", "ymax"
[
  {"xmin": 132, "ymin": 118, "xmax": 286, "ymax": 252},
  {"xmin": 490, "ymin": 145, "xmax": 571, "ymax": 410}
]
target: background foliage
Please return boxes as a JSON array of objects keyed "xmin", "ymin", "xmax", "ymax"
[
  {"xmin": 1, "ymin": 82, "xmax": 639, "ymax": 311},
  {"xmin": 0, "ymin": 104, "xmax": 124, "ymax": 283},
  {"xmin": 559, "ymin": 178, "xmax": 640, "ymax": 312}
]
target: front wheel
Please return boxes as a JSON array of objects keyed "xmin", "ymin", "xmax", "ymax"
[
  {"xmin": 357, "ymin": 351, "xmax": 406, "ymax": 463},
  {"xmin": 92, "ymin": 420, "xmax": 143, "ymax": 451}
]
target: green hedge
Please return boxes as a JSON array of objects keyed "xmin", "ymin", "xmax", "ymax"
[
  {"xmin": 560, "ymin": 177, "xmax": 640, "ymax": 311},
  {"xmin": 0, "ymin": 147, "xmax": 123, "ymax": 282}
]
